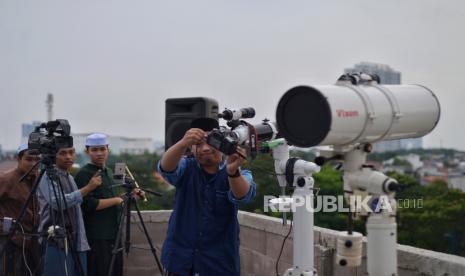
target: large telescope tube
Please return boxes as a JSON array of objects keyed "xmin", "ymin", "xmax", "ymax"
[{"xmin": 276, "ymin": 84, "xmax": 440, "ymax": 147}]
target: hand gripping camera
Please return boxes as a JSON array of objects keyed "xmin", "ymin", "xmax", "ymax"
[{"xmin": 206, "ymin": 107, "xmax": 278, "ymax": 159}]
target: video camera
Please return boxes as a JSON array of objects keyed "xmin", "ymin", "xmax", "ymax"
[
  {"xmin": 206, "ymin": 107, "xmax": 277, "ymax": 159},
  {"xmin": 28, "ymin": 119, "xmax": 73, "ymax": 157}
]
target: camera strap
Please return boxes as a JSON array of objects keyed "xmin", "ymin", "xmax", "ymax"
[{"xmin": 244, "ymin": 121, "xmax": 259, "ymax": 160}]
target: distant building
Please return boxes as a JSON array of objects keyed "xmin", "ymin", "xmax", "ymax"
[
  {"xmin": 344, "ymin": 61, "xmax": 401, "ymax": 84},
  {"xmin": 153, "ymin": 141, "xmax": 165, "ymax": 155},
  {"xmin": 344, "ymin": 62, "xmax": 422, "ymax": 152},
  {"xmin": 373, "ymin": 138, "xmax": 423, "ymax": 153},
  {"xmin": 449, "ymin": 175, "xmax": 465, "ymax": 192},
  {"xmin": 73, "ymin": 133, "xmax": 153, "ymax": 155},
  {"xmin": 21, "ymin": 121, "xmax": 41, "ymax": 144},
  {"xmin": 402, "ymin": 154, "xmax": 424, "ymax": 171},
  {"xmin": 382, "ymin": 154, "xmax": 424, "ymax": 177},
  {"xmin": 400, "ymin": 138, "xmax": 423, "ymax": 150}
]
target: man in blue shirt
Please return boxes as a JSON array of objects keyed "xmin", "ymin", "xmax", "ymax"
[{"xmin": 158, "ymin": 118, "xmax": 256, "ymax": 276}]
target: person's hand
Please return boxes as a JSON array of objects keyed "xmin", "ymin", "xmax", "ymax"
[
  {"xmin": 116, "ymin": 196, "xmax": 124, "ymax": 205},
  {"xmin": 132, "ymin": 188, "xmax": 146, "ymax": 201},
  {"xmin": 179, "ymin": 128, "xmax": 206, "ymax": 148},
  {"xmin": 88, "ymin": 170, "xmax": 103, "ymax": 190},
  {"xmin": 226, "ymin": 146, "xmax": 247, "ymax": 175}
]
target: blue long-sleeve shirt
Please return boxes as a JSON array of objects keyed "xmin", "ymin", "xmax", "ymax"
[
  {"xmin": 37, "ymin": 168, "xmax": 90, "ymax": 252},
  {"xmin": 158, "ymin": 157, "xmax": 256, "ymax": 276}
]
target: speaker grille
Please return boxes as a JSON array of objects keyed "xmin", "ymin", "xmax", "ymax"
[{"xmin": 165, "ymin": 97, "xmax": 219, "ymax": 150}]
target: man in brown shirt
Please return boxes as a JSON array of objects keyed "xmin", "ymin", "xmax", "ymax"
[{"xmin": 0, "ymin": 144, "xmax": 41, "ymax": 276}]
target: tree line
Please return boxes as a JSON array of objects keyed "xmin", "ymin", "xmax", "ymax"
[{"xmin": 76, "ymin": 150, "xmax": 465, "ymax": 257}]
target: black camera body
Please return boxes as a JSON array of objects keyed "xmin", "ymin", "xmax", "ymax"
[
  {"xmin": 206, "ymin": 107, "xmax": 257, "ymax": 156},
  {"xmin": 28, "ymin": 119, "xmax": 73, "ymax": 156},
  {"xmin": 206, "ymin": 129, "xmax": 238, "ymax": 156},
  {"xmin": 205, "ymin": 107, "xmax": 278, "ymax": 159}
]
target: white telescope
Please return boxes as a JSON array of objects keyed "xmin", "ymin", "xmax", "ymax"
[
  {"xmin": 276, "ymin": 83, "xmax": 440, "ymax": 147},
  {"xmin": 275, "ymin": 77, "xmax": 441, "ymax": 276}
]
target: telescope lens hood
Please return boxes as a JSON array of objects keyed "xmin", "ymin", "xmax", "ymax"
[{"xmin": 276, "ymin": 85, "xmax": 332, "ymax": 147}]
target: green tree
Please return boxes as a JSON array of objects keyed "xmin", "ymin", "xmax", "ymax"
[{"xmin": 98, "ymin": 150, "xmax": 465, "ymax": 257}]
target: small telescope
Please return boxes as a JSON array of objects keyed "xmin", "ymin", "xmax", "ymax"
[{"xmin": 218, "ymin": 107, "xmax": 256, "ymax": 121}]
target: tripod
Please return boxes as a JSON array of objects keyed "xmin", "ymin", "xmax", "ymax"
[
  {"xmin": 107, "ymin": 180, "xmax": 163, "ymax": 276},
  {"xmin": 1, "ymin": 155, "xmax": 84, "ymax": 276},
  {"xmin": 268, "ymin": 139, "xmax": 320, "ymax": 276}
]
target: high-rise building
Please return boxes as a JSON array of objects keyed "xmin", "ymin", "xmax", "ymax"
[
  {"xmin": 344, "ymin": 62, "xmax": 422, "ymax": 152},
  {"xmin": 344, "ymin": 62, "xmax": 401, "ymax": 84}
]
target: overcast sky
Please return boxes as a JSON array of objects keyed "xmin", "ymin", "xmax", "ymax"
[{"xmin": 1, "ymin": 0, "xmax": 464, "ymax": 150}]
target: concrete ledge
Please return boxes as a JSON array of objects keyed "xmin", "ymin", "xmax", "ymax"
[
  {"xmin": 124, "ymin": 210, "xmax": 465, "ymax": 276},
  {"xmin": 397, "ymin": 244, "xmax": 465, "ymax": 276}
]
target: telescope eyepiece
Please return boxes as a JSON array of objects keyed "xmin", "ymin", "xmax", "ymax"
[
  {"xmin": 219, "ymin": 107, "xmax": 256, "ymax": 121},
  {"xmin": 383, "ymin": 179, "xmax": 401, "ymax": 193}
]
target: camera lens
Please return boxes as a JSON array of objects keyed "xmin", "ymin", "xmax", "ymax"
[{"xmin": 240, "ymin": 108, "xmax": 255, "ymax": 119}]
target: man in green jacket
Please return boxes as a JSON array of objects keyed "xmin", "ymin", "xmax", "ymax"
[{"xmin": 75, "ymin": 133, "xmax": 124, "ymax": 276}]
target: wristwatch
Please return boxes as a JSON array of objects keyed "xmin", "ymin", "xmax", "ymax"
[{"xmin": 227, "ymin": 169, "xmax": 241, "ymax": 178}]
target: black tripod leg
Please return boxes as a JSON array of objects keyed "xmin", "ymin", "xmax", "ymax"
[
  {"xmin": 107, "ymin": 197, "xmax": 129, "ymax": 276},
  {"xmin": 133, "ymin": 202, "xmax": 163, "ymax": 274},
  {"xmin": 125, "ymin": 198, "xmax": 132, "ymax": 254},
  {"xmin": 53, "ymin": 175, "xmax": 85, "ymax": 276},
  {"xmin": 0, "ymin": 166, "xmax": 44, "ymax": 257}
]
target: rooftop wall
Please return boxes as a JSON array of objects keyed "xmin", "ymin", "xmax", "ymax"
[{"xmin": 123, "ymin": 210, "xmax": 465, "ymax": 276}]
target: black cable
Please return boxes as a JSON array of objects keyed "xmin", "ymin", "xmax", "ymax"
[
  {"xmin": 348, "ymin": 210, "xmax": 354, "ymax": 235},
  {"xmin": 275, "ymin": 219, "xmax": 293, "ymax": 276}
]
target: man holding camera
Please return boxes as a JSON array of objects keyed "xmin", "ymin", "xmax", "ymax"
[
  {"xmin": 0, "ymin": 144, "xmax": 40, "ymax": 276},
  {"xmin": 74, "ymin": 133, "xmax": 125, "ymax": 276},
  {"xmin": 158, "ymin": 118, "xmax": 256, "ymax": 276},
  {"xmin": 37, "ymin": 146, "xmax": 102, "ymax": 276}
]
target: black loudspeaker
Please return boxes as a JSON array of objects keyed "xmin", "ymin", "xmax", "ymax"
[{"xmin": 165, "ymin": 97, "xmax": 219, "ymax": 150}]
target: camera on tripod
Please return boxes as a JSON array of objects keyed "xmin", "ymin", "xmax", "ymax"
[
  {"xmin": 28, "ymin": 119, "xmax": 73, "ymax": 157},
  {"xmin": 206, "ymin": 107, "xmax": 277, "ymax": 159},
  {"xmin": 113, "ymin": 163, "xmax": 138, "ymax": 190}
]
